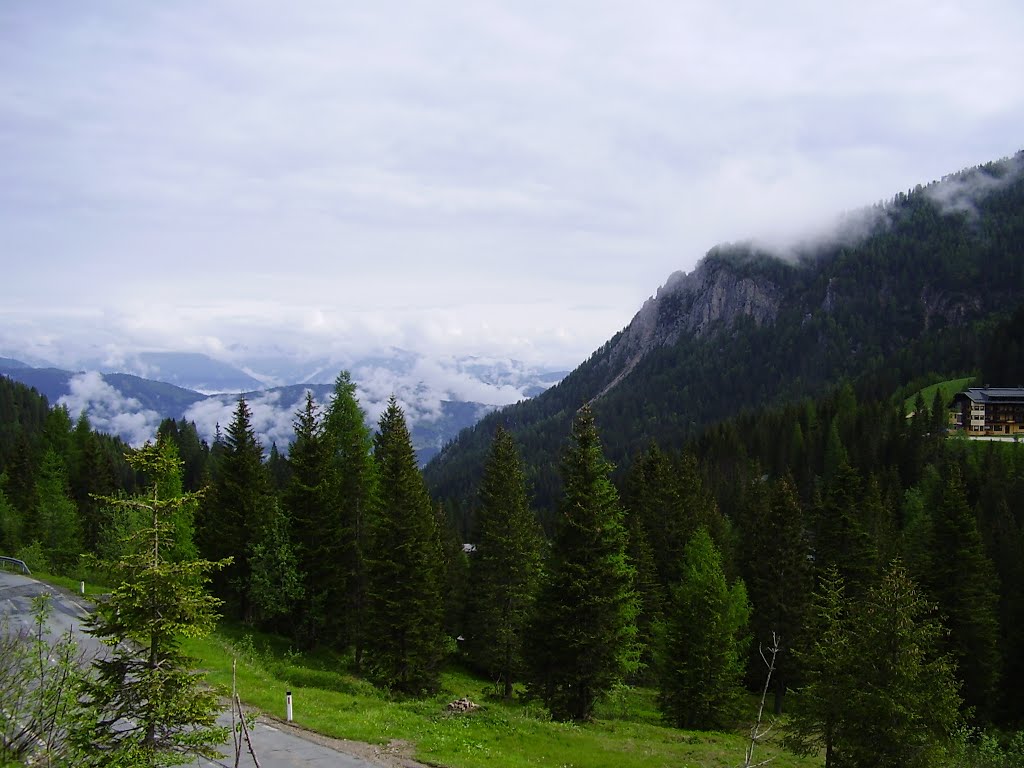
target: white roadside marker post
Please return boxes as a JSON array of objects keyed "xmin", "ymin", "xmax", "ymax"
[{"xmin": 286, "ymin": 690, "xmax": 293, "ymax": 722}]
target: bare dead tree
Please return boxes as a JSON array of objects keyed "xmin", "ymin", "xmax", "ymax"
[
  {"xmin": 232, "ymin": 658, "xmax": 241, "ymax": 768},
  {"xmin": 235, "ymin": 694, "xmax": 262, "ymax": 768},
  {"xmin": 740, "ymin": 631, "xmax": 780, "ymax": 768}
]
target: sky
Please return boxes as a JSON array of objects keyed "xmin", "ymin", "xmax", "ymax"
[{"xmin": 2, "ymin": 0, "xmax": 1023, "ymax": 372}]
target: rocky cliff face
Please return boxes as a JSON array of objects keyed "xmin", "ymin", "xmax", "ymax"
[{"xmin": 597, "ymin": 254, "xmax": 785, "ymax": 396}]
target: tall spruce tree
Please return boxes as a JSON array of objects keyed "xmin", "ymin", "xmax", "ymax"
[
  {"xmin": 153, "ymin": 439, "xmax": 199, "ymax": 564},
  {"xmin": 813, "ymin": 459, "xmax": 877, "ymax": 596},
  {"xmin": 624, "ymin": 505, "xmax": 663, "ymax": 683},
  {"xmin": 787, "ymin": 563, "xmax": 962, "ymax": 768},
  {"xmin": 983, "ymin": 499, "xmax": 1024, "ymax": 721},
  {"xmin": 364, "ymin": 397, "xmax": 445, "ymax": 693},
  {"xmin": 198, "ymin": 397, "xmax": 272, "ymax": 622},
  {"xmin": 925, "ymin": 465, "xmax": 1001, "ymax": 722},
  {"xmin": 74, "ymin": 440, "xmax": 228, "ymax": 767},
  {"xmin": 841, "ymin": 562, "xmax": 962, "ymax": 768},
  {"xmin": 785, "ymin": 567, "xmax": 854, "ymax": 768},
  {"xmin": 323, "ymin": 371, "xmax": 377, "ymax": 663},
  {"xmin": 739, "ymin": 474, "xmax": 811, "ymax": 714},
  {"xmin": 68, "ymin": 412, "xmax": 116, "ymax": 552},
  {"xmin": 32, "ymin": 448, "xmax": 82, "ymax": 573},
  {"xmin": 658, "ymin": 526, "xmax": 750, "ymax": 730},
  {"xmin": 527, "ymin": 405, "xmax": 637, "ymax": 722},
  {"xmin": 283, "ymin": 391, "xmax": 332, "ymax": 645},
  {"xmin": 465, "ymin": 426, "xmax": 541, "ymax": 698},
  {"xmin": 623, "ymin": 447, "xmax": 726, "ymax": 591},
  {"xmin": 0, "ymin": 480, "xmax": 20, "ymax": 551}
]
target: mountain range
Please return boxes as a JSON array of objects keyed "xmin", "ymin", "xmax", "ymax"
[
  {"xmin": 425, "ymin": 151, "xmax": 1024, "ymax": 511},
  {"xmin": 4, "ymin": 151, "xmax": 1022, "ymax": 480},
  {"xmin": 0, "ymin": 352, "xmax": 566, "ymax": 465}
]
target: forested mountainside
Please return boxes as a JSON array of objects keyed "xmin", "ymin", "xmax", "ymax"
[{"xmin": 425, "ymin": 152, "xmax": 1024, "ymax": 515}]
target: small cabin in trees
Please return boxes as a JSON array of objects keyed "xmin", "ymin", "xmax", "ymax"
[{"xmin": 951, "ymin": 387, "xmax": 1024, "ymax": 436}]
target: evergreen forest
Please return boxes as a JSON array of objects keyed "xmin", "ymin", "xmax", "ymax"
[{"xmin": 2, "ymin": 154, "xmax": 1024, "ymax": 766}]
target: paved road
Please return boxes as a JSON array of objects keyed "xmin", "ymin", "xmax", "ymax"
[
  {"xmin": 0, "ymin": 569, "xmax": 105, "ymax": 660},
  {"xmin": 0, "ymin": 570, "xmax": 386, "ymax": 768},
  {"xmin": 196, "ymin": 718, "xmax": 390, "ymax": 767}
]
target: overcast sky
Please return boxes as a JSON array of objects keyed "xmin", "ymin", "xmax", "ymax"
[{"xmin": 2, "ymin": 1, "xmax": 1022, "ymax": 370}]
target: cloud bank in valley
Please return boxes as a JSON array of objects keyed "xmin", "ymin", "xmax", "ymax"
[
  {"xmin": 184, "ymin": 390, "xmax": 308, "ymax": 451},
  {"xmin": 27, "ymin": 350, "xmax": 559, "ymax": 455},
  {"xmin": 179, "ymin": 354, "xmax": 552, "ymax": 451},
  {"xmin": 59, "ymin": 372, "xmax": 162, "ymax": 447}
]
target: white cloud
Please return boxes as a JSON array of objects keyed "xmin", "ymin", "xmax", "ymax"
[
  {"xmin": 925, "ymin": 153, "xmax": 1024, "ymax": 217},
  {"xmin": 183, "ymin": 389, "xmax": 312, "ymax": 452},
  {"xmin": 58, "ymin": 372, "xmax": 161, "ymax": 447}
]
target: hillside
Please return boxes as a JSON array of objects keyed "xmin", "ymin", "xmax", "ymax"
[{"xmin": 425, "ymin": 152, "xmax": 1024, "ymax": 516}]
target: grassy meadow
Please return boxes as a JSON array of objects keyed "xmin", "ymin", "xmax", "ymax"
[{"xmin": 182, "ymin": 624, "xmax": 823, "ymax": 768}]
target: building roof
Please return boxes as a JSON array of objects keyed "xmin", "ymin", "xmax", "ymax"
[{"xmin": 954, "ymin": 387, "xmax": 1024, "ymax": 404}]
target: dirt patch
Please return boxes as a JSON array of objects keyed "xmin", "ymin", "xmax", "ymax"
[{"xmin": 260, "ymin": 715, "xmax": 435, "ymax": 768}]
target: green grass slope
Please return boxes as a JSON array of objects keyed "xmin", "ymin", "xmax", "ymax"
[{"xmin": 183, "ymin": 625, "xmax": 821, "ymax": 768}]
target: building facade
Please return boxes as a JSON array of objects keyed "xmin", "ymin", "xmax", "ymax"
[{"xmin": 951, "ymin": 387, "xmax": 1024, "ymax": 435}]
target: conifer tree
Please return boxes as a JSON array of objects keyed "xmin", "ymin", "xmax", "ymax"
[
  {"xmin": 283, "ymin": 391, "xmax": 332, "ymax": 645},
  {"xmin": 739, "ymin": 474, "xmax": 811, "ymax": 714},
  {"xmin": 624, "ymin": 506, "xmax": 662, "ymax": 683},
  {"xmin": 156, "ymin": 418, "xmax": 208, "ymax": 493},
  {"xmin": 788, "ymin": 421, "xmax": 807, "ymax": 487},
  {"xmin": 68, "ymin": 412, "xmax": 116, "ymax": 552},
  {"xmin": 0, "ymin": 480, "xmax": 20, "ymax": 551},
  {"xmin": 813, "ymin": 459, "xmax": 876, "ymax": 596},
  {"xmin": 786, "ymin": 567, "xmax": 853, "ymax": 768},
  {"xmin": 528, "ymin": 405, "xmax": 637, "ymax": 721},
  {"xmin": 925, "ymin": 465, "xmax": 1001, "ymax": 721},
  {"xmin": 900, "ymin": 485, "xmax": 933, "ymax": 576},
  {"xmin": 364, "ymin": 397, "xmax": 445, "ymax": 693},
  {"xmin": 322, "ymin": 371, "xmax": 377, "ymax": 662},
  {"xmin": 246, "ymin": 497, "xmax": 303, "ymax": 628},
  {"xmin": 623, "ymin": 446, "xmax": 726, "ymax": 592},
  {"xmin": 146, "ymin": 439, "xmax": 198, "ymax": 564},
  {"xmin": 465, "ymin": 426, "xmax": 541, "ymax": 698},
  {"xmin": 74, "ymin": 440, "xmax": 228, "ymax": 767},
  {"xmin": 266, "ymin": 441, "xmax": 291, "ymax": 493},
  {"xmin": 841, "ymin": 562, "xmax": 962, "ymax": 768},
  {"xmin": 32, "ymin": 448, "xmax": 82, "ymax": 573},
  {"xmin": 822, "ymin": 419, "xmax": 850, "ymax": 486},
  {"xmin": 435, "ymin": 501, "xmax": 469, "ymax": 646},
  {"xmin": 930, "ymin": 388, "xmax": 948, "ymax": 436},
  {"xmin": 787, "ymin": 563, "xmax": 962, "ymax": 768},
  {"xmin": 658, "ymin": 526, "xmax": 750, "ymax": 730},
  {"xmin": 981, "ymin": 499, "xmax": 1024, "ymax": 721},
  {"xmin": 861, "ymin": 474, "xmax": 896, "ymax": 568},
  {"xmin": 5, "ymin": 431, "xmax": 38, "ymax": 519},
  {"xmin": 198, "ymin": 397, "xmax": 272, "ymax": 622}
]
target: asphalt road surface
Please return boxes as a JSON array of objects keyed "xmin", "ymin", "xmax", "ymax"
[
  {"xmin": 196, "ymin": 717, "xmax": 405, "ymax": 768},
  {"xmin": 0, "ymin": 568, "xmax": 104, "ymax": 659},
  {"xmin": 0, "ymin": 570, "xmax": 392, "ymax": 768}
]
